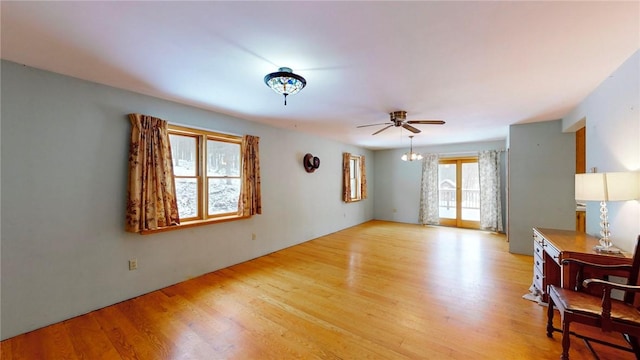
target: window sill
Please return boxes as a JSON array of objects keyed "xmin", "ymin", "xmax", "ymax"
[{"xmin": 140, "ymin": 215, "xmax": 250, "ymax": 235}]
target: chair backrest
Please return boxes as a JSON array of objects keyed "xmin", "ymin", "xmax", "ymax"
[{"xmin": 624, "ymin": 235, "xmax": 640, "ymax": 305}]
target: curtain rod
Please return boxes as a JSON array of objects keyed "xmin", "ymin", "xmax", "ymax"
[{"xmin": 436, "ymin": 149, "xmax": 505, "ymax": 157}]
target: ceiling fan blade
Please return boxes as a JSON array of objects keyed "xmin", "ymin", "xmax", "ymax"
[
  {"xmin": 407, "ymin": 120, "xmax": 446, "ymax": 125},
  {"xmin": 372, "ymin": 125, "xmax": 393, "ymax": 135},
  {"xmin": 357, "ymin": 122, "xmax": 390, "ymax": 128},
  {"xmin": 402, "ymin": 124, "xmax": 421, "ymax": 133}
]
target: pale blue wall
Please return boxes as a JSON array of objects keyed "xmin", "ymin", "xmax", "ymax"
[
  {"xmin": 0, "ymin": 60, "xmax": 374, "ymax": 339},
  {"xmin": 562, "ymin": 50, "xmax": 640, "ymax": 253},
  {"xmin": 373, "ymin": 140, "xmax": 507, "ymax": 226},
  {"xmin": 507, "ymin": 120, "xmax": 576, "ymax": 255}
]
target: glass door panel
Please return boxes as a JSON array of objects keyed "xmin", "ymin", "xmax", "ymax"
[
  {"xmin": 461, "ymin": 162, "xmax": 480, "ymax": 222},
  {"xmin": 438, "ymin": 158, "xmax": 480, "ymax": 229},
  {"xmin": 438, "ymin": 163, "xmax": 456, "ymax": 220}
]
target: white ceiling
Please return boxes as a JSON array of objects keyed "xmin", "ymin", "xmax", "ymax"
[{"xmin": 2, "ymin": 1, "xmax": 638, "ymax": 150}]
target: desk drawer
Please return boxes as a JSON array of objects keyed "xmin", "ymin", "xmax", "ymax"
[
  {"xmin": 545, "ymin": 242, "xmax": 561, "ymax": 265},
  {"xmin": 533, "ymin": 238, "xmax": 544, "ymax": 259},
  {"xmin": 533, "ymin": 266, "xmax": 544, "ymax": 293},
  {"xmin": 534, "ymin": 252, "xmax": 544, "ymax": 273}
]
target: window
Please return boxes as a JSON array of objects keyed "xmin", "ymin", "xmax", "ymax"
[
  {"xmin": 169, "ymin": 125, "xmax": 242, "ymax": 222},
  {"xmin": 438, "ymin": 157, "xmax": 480, "ymax": 229},
  {"xmin": 349, "ymin": 156, "xmax": 362, "ymax": 201},
  {"xmin": 343, "ymin": 153, "xmax": 367, "ymax": 202}
]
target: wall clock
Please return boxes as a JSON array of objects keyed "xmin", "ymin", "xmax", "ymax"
[{"xmin": 303, "ymin": 153, "xmax": 320, "ymax": 173}]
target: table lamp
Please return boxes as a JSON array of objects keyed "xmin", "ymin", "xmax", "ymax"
[{"xmin": 575, "ymin": 172, "xmax": 639, "ymax": 249}]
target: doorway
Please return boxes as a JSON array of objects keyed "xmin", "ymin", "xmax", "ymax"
[{"xmin": 438, "ymin": 158, "xmax": 480, "ymax": 229}]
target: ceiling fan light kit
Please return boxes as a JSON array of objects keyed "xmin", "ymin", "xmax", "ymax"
[
  {"xmin": 401, "ymin": 135, "xmax": 423, "ymax": 162},
  {"xmin": 264, "ymin": 67, "xmax": 306, "ymax": 105},
  {"xmin": 357, "ymin": 110, "xmax": 445, "ymax": 135}
]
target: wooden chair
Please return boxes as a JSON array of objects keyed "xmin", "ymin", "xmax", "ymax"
[{"xmin": 547, "ymin": 235, "xmax": 640, "ymax": 359}]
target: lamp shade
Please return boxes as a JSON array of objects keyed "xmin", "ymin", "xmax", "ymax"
[
  {"xmin": 575, "ymin": 172, "xmax": 640, "ymax": 201},
  {"xmin": 401, "ymin": 152, "xmax": 423, "ymax": 161},
  {"xmin": 264, "ymin": 67, "xmax": 306, "ymax": 105},
  {"xmin": 575, "ymin": 173, "xmax": 606, "ymax": 201},
  {"xmin": 400, "ymin": 135, "xmax": 422, "ymax": 162},
  {"xmin": 606, "ymin": 171, "xmax": 640, "ymax": 201}
]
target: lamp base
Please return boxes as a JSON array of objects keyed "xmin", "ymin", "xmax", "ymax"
[
  {"xmin": 598, "ymin": 201, "xmax": 612, "ymax": 248},
  {"xmin": 593, "ymin": 245, "xmax": 622, "ymax": 254},
  {"xmin": 599, "ymin": 238, "xmax": 613, "ymax": 248}
]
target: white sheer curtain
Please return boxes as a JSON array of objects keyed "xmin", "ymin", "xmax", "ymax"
[
  {"xmin": 419, "ymin": 153, "xmax": 440, "ymax": 225},
  {"xmin": 479, "ymin": 150, "xmax": 503, "ymax": 232}
]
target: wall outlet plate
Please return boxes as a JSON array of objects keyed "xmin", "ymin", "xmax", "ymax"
[{"xmin": 129, "ymin": 258, "xmax": 138, "ymax": 270}]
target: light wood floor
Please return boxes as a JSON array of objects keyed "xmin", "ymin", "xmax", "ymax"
[{"xmin": 1, "ymin": 221, "xmax": 634, "ymax": 359}]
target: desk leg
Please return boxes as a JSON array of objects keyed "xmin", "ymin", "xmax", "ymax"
[{"xmin": 544, "ymin": 252, "xmax": 561, "ymax": 302}]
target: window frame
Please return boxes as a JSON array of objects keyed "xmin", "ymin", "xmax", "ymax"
[
  {"xmin": 437, "ymin": 157, "xmax": 480, "ymax": 229},
  {"xmin": 348, "ymin": 154, "xmax": 364, "ymax": 202},
  {"xmin": 162, "ymin": 124, "xmax": 246, "ymax": 231}
]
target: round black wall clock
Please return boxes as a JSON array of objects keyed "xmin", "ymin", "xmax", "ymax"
[{"xmin": 303, "ymin": 153, "xmax": 321, "ymax": 173}]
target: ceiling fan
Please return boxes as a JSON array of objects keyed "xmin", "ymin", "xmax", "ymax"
[{"xmin": 357, "ymin": 111, "xmax": 445, "ymax": 135}]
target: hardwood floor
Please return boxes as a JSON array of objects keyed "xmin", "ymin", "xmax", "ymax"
[{"xmin": 1, "ymin": 221, "xmax": 634, "ymax": 359}]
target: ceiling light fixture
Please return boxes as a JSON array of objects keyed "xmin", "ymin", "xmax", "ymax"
[
  {"xmin": 401, "ymin": 135, "xmax": 423, "ymax": 162},
  {"xmin": 264, "ymin": 67, "xmax": 306, "ymax": 105}
]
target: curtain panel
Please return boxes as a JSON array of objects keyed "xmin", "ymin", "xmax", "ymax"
[
  {"xmin": 419, "ymin": 153, "xmax": 440, "ymax": 225},
  {"xmin": 479, "ymin": 150, "xmax": 503, "ymax": 232},
  {"xmin": 238, "ymin": 135, "xmax": 262, "ymax": 216},
  {"xmin": 360, "ymin": 155, "xmax": 368, "ymax": 199},
  {"xmin": 342, "ymin": 152, "xmax": 351, "ymax": 202},
  {"xmin": 125, "ymin": 113, "xmax": 180, "ymax": 233},
  {"xmin": 342, "ymin": 153, "xmax": 367, "ymax": 202}
]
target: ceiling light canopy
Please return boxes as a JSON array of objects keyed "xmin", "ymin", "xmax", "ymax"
[
  {"xmin": 401, "ymin": 135, "xmax": 423, "ymax": 162},
  {"xmin": 264, "ymin": 67, "xmax": 306, "ymax": 105}
]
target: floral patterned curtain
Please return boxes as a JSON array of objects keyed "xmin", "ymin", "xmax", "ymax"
[
  {"xmin": 125, "ymin": 114, "xmax": 179, "ymax": 233},
  {"xmin": 419, "ymin": 153, "xmax": 440, "ymax": 225},
  {"xmin": 238, "ymin": 135, "xmax": 262, "ymax": 216},
  {"xmin": 342, "ymin": 152, "xmax": 351, "ymax": 202},
  {"xmin": 360, "ymin": 155, "xmax": 367, "ymax": 199},
  {"xmin": 479, "ymin": 150, "xmax": 503, "ymax": 232}
]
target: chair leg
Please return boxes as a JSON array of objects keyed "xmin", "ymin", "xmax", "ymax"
[
  {"xmin": 627, "ymin": 334, "xmax": 640, "ymax": 360},
  {"xmin": 561, "ymin": 318, "xmax": 571, "ymax": 360},
  {"xmin": 547, "ymin": 297, "xmax": 555, "ymax": 338}
]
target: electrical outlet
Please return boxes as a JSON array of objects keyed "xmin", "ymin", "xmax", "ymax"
[
  {"xmin": 129, "ymin": 258, "xmax": 138, "ymax": 270},
  {"xmin": 252, "ymin": 233, "xmax": 256, "ymax": 240}
]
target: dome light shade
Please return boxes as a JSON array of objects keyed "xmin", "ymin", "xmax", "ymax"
[
  {"xmin": 401, "ymin": 135, "xmax": 423, "ymax": 161},
  {"xmin": 401, "ymin": 152, "xmax": 423, "ymax": 161},
  {"xmin": 264, "ymin": 67, "xmax": 306, "ymax": 105}
]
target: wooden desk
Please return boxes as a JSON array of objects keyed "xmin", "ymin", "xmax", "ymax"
[{"xmin": 532, "ymin": 227, "xmax": 632, "ymax": 303}]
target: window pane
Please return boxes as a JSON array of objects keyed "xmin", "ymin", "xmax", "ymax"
[
  {"xmin": 349, "ymin": 157, "xmax": 362, "ymax": 200},
  {"xmin": 208, "ymin": 178, "xmax": 240, "ymax": 215},
  {"xmin": 175, "ymin": 178, "xmax": 198, "ymax": 218},
  {"xmin": 170, "ymin": 134, "xmax": 197, "ymax": 176},
  {"xmin": 349, "ymin": 157, "xmax": 360, "ymax": 199},
  {"xmin": 207, "ymin": 140, "xmax": 240, "ymax": 176},
  {"xmin": 438, "ymin": 164, "xmax": 456, "ymax": 219},
  {"xmin": 461, "ymin": 162, "xmax": 480, "ymax": 221}
]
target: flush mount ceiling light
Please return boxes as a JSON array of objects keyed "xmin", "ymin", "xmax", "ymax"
[
  {"xmin": 401, "ymin": 135, "xmax": 423, "ymax": 162},
  {"xmin": 264, "ymin": 67, "xmax": 306, "ymax": 105}
]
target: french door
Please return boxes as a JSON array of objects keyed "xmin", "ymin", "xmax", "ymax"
[{"xmin": 438, "ymin": 158, "xmax": 480, "ymax": 229}]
